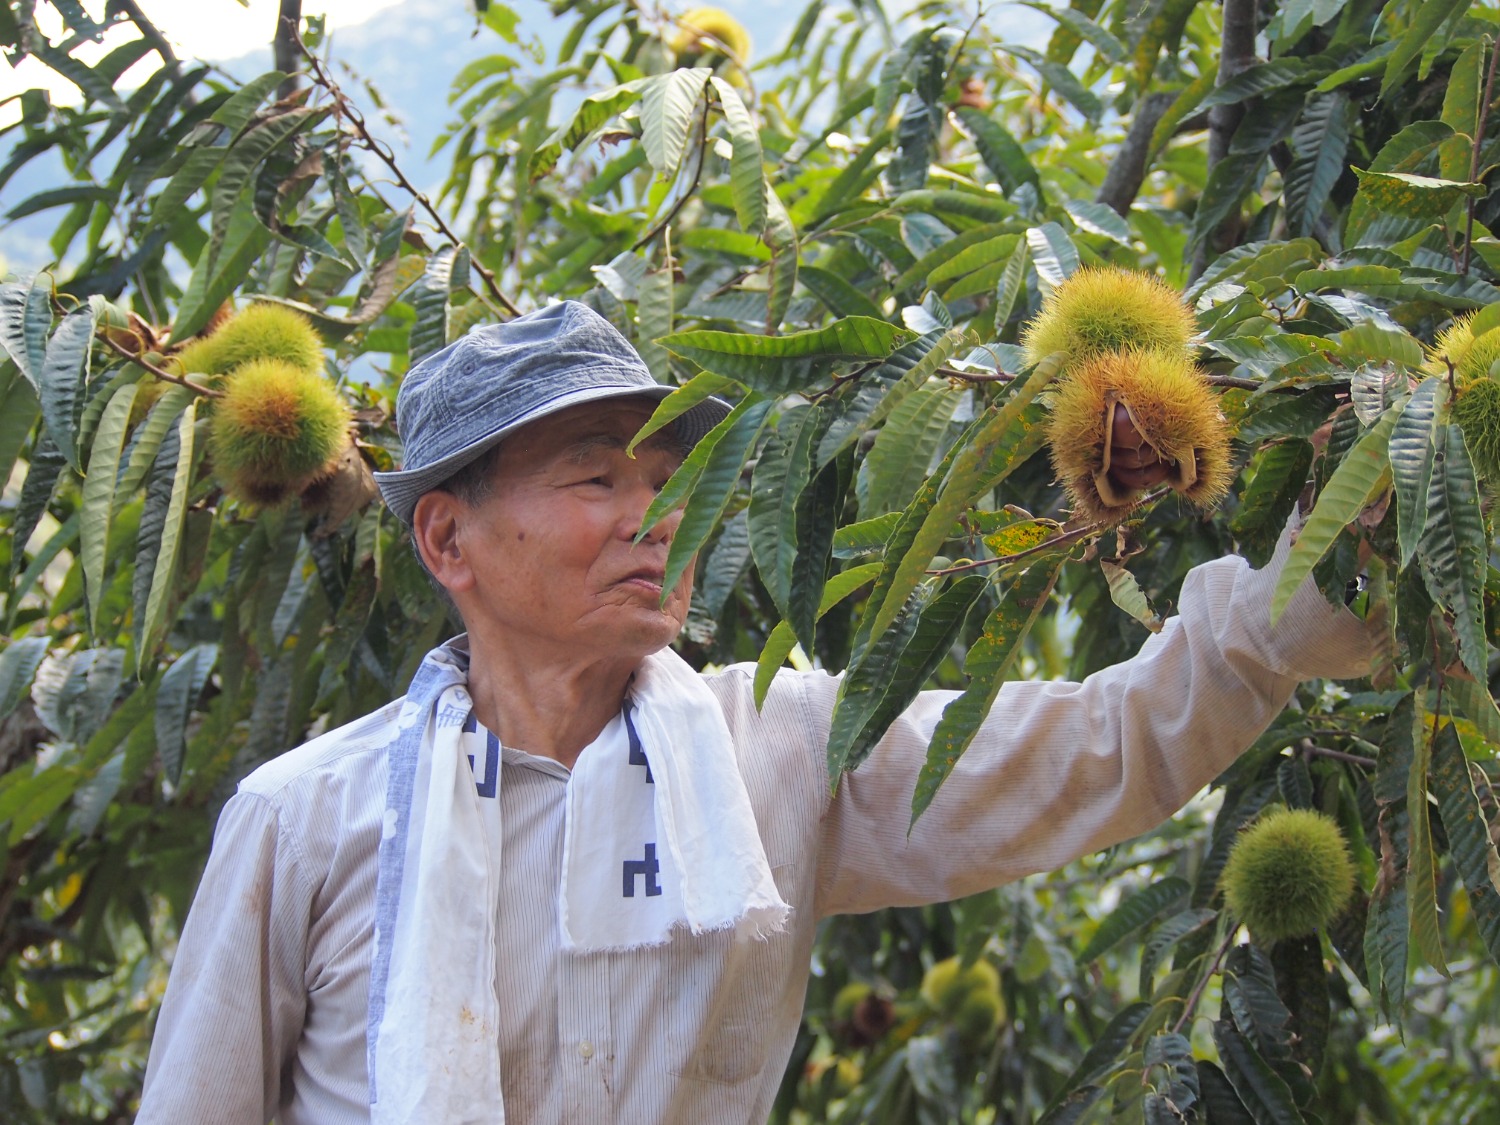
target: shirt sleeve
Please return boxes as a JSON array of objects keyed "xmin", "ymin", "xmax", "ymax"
[
  {"xmin": 811, "ymin": 531, "xmax": 1372, "ymax": 917},
  {"xmin": 136, "ymin": 790, "xmax": 313, "ymax": 1124}
]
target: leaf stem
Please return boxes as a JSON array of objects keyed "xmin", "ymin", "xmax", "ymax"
[
  {"xmin": 295, "ymin": 40, "xmax": 522, "ymax": 317},
  {"xmin": 632, "ymin": 102, "xmax": 711, "ymax": 252},
  {"xmin": 925, "ymin": 487, "xmax": 1172, "ymax": 577},
  {"xmin": 96, "ymin": 329, "xmax": 222, "ymax": 399},
  {"xmin": 1170, "ymin": 926, "xmax": 1237, "ymax": 1036}
]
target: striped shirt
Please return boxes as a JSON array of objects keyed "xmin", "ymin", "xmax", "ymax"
[{"xmin": 136, "ymin": 549, "xmax": 1369, "ymax": 1123}]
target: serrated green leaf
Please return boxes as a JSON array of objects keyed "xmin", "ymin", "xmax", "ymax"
[
  {"xmin": 709, "ymin": 77, "xmax": 765, "ymax": 236},
  {"xmin": 80, "ymin": 382, "xmax": 138, "ymax": 636},
  {"xmin": 1407, "ymin": 693, "xmax": 1449, "ymax": 976},
  {"xmin": 410, "ymin": 246, "xmax": 470, "ymax": 363},
  {"xmin": 207, "ymin": 106, "xmax": 326, "ymax": 272},
  {"xmin": 1380, "ymin": 0, "xmax": 1470, "ymax": 102},
  {"xmin": 924, "ymin": 232, "xmax": 1022, "ymax": 290},
  {"xmin": 763, "ymin": 188, "xmax": 799, "ymax": 333},
  {"xmin": 529, "ymin": 75, "xmax": 647, "ymax": 181},
  {"xmin": 0, "ymin": 636, "xmax": 50, "ymax": 722},
  {"xmin": 1077, "ymin": 877, "xmax": 1190, "ymax": 963},
  {"xmin": 1140, "ymin": 909, "xmax": 1219, "ymax": 994},
  {"xmin": 1020, "ymin": 0, "xmax": 1126, "ymax": 61},
  {"xmin": 117, "ymin": 385, "xmax": 195, "ymax": 505},
  {"xmin": 1144, "ymin": 1031, "xmax": 1200, "ymax": 1119},
  {"xmin": 656, "ymin": 398, "xmax": 772, "ymax": 601},
  {"xmin": 749, "ymin": 406, "xmax": 822, "ymax": 639},
  {"xmin": 0, "ymin": 366, "xmax": 40, "ymax": 488},
  {"xmin": 1064, "ymin": 199, "xmax": 1131, "ymax": 246},
  {"xmin": 1430, "ymin": 722, "xmax": 1500, "ymax": 964},
  {"xmin": 628, "ymin": 371, "xmax": 735, "ymax": 456},
  {"xmin": 1441, "ymin": 43, "xmax": 1486, "ymax": 182},
  {"xmin": 833, "ymin": 513, "xmax": 902, "ymax": 558},
  {"xmin": 1271, "ymin": 401, "xmax": 1400, "ymax": 624},
  {"xmin": 1040, "ymin": 1002, "xmax": 1151, "ymax": 1120},
  {"xmin": 870, "ymin": 357, "xmax": 1058, "ymax": 642},
  {"xmin": 951, "ymin": 105, "xmax": 1040, "ymax": 195},
  {"xmin": 1007, "ymin": 43, "xmax": 1101, "ymax": 123},
  {"xmin": 873, "ymin": 29, "xmax": 928, "ymax": 125},
  {"xmin": 798, "ymin": 265, "xmax": 884, "ymax": 319},
  {"xmin": 172, "ymin": 195, "xmax": 272, "ymax": 342},
  {"xmin": 910, "ymin": 553, "xmax": 1064, "ymax": 823},
  {"xmin": 1353, "ymin": 169, "xmax": 1485, "ymax": 220},
  {"xmin": 993, "ymin": 240, "xmax": 1030, "ymax": 334},
  {"xmin": 830, "ymin": 574, "xmax": 987, "ymax": 779},
  {"xmin": 38, "ymin": 307, "xmax": 93, "ymax": 472},
  {"xmin": 659, "ymin": 318, "xmax": 914, "ymax": 395},
  {"xmin": 1133, "ymin": 0, "xmax": 1203, "ymax": 88},
  {"xmin": 1232, "ymin": 440, "xmax": 1314, "ymax": 569},
  {"xmin": 1285, "ymin": 93, "xmax": 1349, "ymax": 238},
  {"xmin": 640, "ymin": 68, "xmax": 712, "ymax": 179},
  {"xmin": 137, "ymin": 403, "xmax": 197, "ymax": 663},
  {"xmin": 1199, "ymin": 58, "xmax": 1324, "ymax": 113},
  {"xmin": 1390, "ymin": 378, "xmax": 1447, "ymax": 569},
  {"xmin": 754, "ymin": 562, "xmax": 881, "ymax": 708},
  {"xmin": 1416, "ymin": 425, "xmax": 1488, "ymax": 683},
  {"xmin": 1025, "ymin": 222, "xmax": 1079, "ymax": 295},
  {"xmin": 816, "ymin": 330, "xmax": 950, "ymax": 466},
  {"xmin": 863, "ymin": 383, "xmax": 963, "ymax": 517},
  {"xmin": 1212, "ymin": 1018, "xmax": 1308, "ymax": 1125},
  {"xmin": 637, "ymin": 266, "xmax": 674, "ymax": 381},
  {"xmin": 1446, "ymin": 676, "xmax": 1500, "ymax": 749},
  {"xmin": 155, "ymin": 644, "xmax": 218, "ymax": 787}
]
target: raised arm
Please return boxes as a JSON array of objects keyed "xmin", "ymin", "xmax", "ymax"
[{"xmin": 811, "ymin": 534, "xmax": 1371, "ymax": 917}]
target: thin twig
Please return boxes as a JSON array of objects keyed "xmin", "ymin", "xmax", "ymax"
[
  {"xmin": 295, "ymin": 40, "xmax": 521, "ymax": 317},
  {"xmin": 98, "ymin": 333, "xmax": 222, "ymax": 398},
  {"xmin": 926, "ymin": 487, "xmax": 1172, "ymax": 577},
  {"xmin": 1460, "ymin": 35, "xmax": 1500, "ymax": 277},
  {"xmin": 632, "ymin": 105, "xmax": 710, "ymax": 252},
  {"xmin": 1171, "ymin": 926, "xmax": 1237, "ymax": 1036},
  {"xmin": 1299, "ymin": 740, "xmax": 1375, "ymax": 769},
  {"xmin": 939, "ymin": 365, "xmax": 1016, "ymax": 384}
]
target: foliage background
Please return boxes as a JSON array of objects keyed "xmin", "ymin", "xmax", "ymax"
[{"xmin": 2, "ymin": 0, "xmax": 1500, "ymax": 1120}]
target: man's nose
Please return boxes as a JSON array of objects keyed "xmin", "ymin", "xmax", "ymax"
[{"xmin": 621, "ymin": 478, "xmax": 681, "ymax": 545}]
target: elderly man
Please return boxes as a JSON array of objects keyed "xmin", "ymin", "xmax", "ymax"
[{"xmin": 136, "ymin": 301, "xmax": 1368, "ymax": 1124}]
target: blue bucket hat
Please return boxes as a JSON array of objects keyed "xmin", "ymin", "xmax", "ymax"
[{"xmin": 375, "ymin": 301, "xmax": 730, "ymax": 525}]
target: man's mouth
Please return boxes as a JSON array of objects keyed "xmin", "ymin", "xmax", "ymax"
[{"xmin": 618, "ymin": 568, "xmax": 667, "ymax": 593}]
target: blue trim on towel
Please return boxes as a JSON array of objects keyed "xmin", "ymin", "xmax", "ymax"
[{"xmin": 366, "ymin": 656, "xmax": 467, "ymax": 1104}]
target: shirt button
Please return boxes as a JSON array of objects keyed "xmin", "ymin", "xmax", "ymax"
[{"xmin": 578, "ymin": 1039, "xmax": 594, "ymax": 1059}]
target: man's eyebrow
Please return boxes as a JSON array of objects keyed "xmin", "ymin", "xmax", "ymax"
[
  {"xmin": 562, "ymin": 433, "xmax": 628, "ymax": 463},
  {"xmin": 562, "ymin": 430, "xmax": 684, "ymax": 463}
]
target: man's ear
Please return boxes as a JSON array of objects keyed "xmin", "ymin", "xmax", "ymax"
[{"xmin": 411, "ymin": 490, "xmax": 476, "ymax": 595}]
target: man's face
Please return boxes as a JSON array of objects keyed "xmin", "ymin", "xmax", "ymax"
[{"xmin": 437, "ymin": 397, "xmax": 693, "ymax": 663}]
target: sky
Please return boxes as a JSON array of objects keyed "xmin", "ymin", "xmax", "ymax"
[{"xmin": 0, "ymin": 0, "xmax": 410, "ymax": 114}]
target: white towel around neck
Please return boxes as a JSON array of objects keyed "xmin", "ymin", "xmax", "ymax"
[{"xmin": 366, "ymin": 641, "xmax": 789, "ymax": 1124}]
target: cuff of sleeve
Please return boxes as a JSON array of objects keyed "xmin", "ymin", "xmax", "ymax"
[{"xmin": 1235, "ymin": 513, "xmax": 1373, "ymax": 682}]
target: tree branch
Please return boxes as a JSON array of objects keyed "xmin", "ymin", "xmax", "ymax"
[
  {"xmin": 296, "ymin": 40, "xmax": 522, "ymax": 317},
  {"xmin": 1193, "ymin": 0, "xmax": 1259, "ymax": 278},
  {"xmin": 273, "ymin": 0, "xmax": 304, "ymax": 103},
  {"xmin": 98, "ymin": 332, "xmax": 222, "ymax": 399},
  {"xmin": 1097, "ymin": 91, "xmax": 1176, "ymax": 218}
]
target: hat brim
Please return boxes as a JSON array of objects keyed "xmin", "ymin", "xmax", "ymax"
[{"xmin": 375, "ymin": 383, "xmax": 732, "ymax": 525}]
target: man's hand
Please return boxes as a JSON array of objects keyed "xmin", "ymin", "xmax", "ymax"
[{"xmin": 1104, "ymin": 402, "xmax": 1172, "ymax": 493}]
